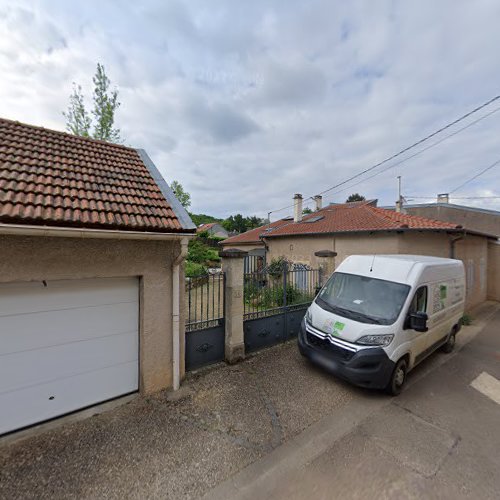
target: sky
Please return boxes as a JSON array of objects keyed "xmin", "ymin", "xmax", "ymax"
[{"xmin": 1, "ymin": 0, "xmax": 500, "ymax": 219}]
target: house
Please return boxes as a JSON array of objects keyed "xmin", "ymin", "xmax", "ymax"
[
  {"xmin": 196, "ymin": 222, "xmax": 229, "ymax": 238},
  {"xmin": 222, "ymin": 194, "xmax": 498, "ymax": 309},
  {"xmin": 397, "ymin": 194, "xmax": 500, "ymax": 238},
  {"xmin": 0, "ymin": 117, "xmax": 196, "ymax": 435}
]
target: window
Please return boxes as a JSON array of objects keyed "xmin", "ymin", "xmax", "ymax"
[{"xmin": 409, "ymin": 286, "xmax": 428, "ymax": 314}]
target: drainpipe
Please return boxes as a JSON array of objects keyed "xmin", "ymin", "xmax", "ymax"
[{"xmin": 172, "ymin": 237, "xmax": 189, "ymax": 391}]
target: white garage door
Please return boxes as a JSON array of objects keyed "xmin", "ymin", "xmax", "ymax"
[{"xmin": 0, "ymin": 277, "xmax": 139, "ymax": 435}]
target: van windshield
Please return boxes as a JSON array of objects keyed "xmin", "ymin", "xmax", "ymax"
[{"xmin": 316, "ymin": 272, "xmax": 410, "ymax": 325}]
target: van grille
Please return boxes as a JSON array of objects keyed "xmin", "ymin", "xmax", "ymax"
[{"xmin": 306, "ymin": 332, "xmax": 355, "ymax": 361}]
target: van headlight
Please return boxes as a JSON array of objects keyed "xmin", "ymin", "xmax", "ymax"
[
  {"xmin": 305, "ymin": 309, "xmax": 312, "ymax": 325},
  {"xmin": 356, "ymin": 334, "xmax": 394, "ymax": 347}
]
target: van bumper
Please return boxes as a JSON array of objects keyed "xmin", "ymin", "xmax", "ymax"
[{"xmin": 298, "ymin": 321, "xmax": 395, "ymax": 390}]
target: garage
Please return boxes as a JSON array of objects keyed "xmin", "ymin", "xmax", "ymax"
[
  {"xmin": 0, "ymin": 277, "xmax": 139, "ymax": 435},
  {"xmin": 0, "ymin": 117, "xmax": 196, "ymax": 436}
]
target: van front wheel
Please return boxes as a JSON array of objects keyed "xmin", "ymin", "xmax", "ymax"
[{"xmin": 386, "ymin": 358, "xmax": 407, "ymax": 396}]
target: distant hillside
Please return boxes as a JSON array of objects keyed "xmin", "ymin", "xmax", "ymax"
[{"xmin": 189, "ymin": 213, "xmax": 223, "ymax": 227}]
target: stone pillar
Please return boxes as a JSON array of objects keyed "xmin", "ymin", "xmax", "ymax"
[
  {"xmin": 314, "ymin": 250, "xmax": 337, "ymax": 286},
  {"xmin": 220, "ymin": 248, "xmax": 247, "ymax": 364}
]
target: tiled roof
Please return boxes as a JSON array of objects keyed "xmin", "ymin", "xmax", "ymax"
[
  {"xmin": 0, "ymin": 117, "xmax": 193, "ymax": 233},
  {"xmin": 221, "ymin": 218, "xmax": 292, "ymax": 245},
  {"xmin": 222, "ymin": 201, "xmax": 461, "ymax": 244}
]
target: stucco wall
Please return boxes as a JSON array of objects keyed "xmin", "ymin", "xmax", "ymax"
[
  {"xmin": 266, "ymin": 235, "xmax": 335, "ymax": 268},
  {"xmin": 265, "ymin": 230, "xmax": 489, "ymax": 309},
  {"xmin": 406, "ymin": 205, "xmax": 500, "ymax": 238},
  {"xmin": 398, "ymin": 232, "xmax": 488, "ymax": 309},
  {"xmin": 0, "ymin": 234, "xmax": 181, "ymax": 395},
  {"xmin": 487, "ymin": 241, "xmax": 500, "ymax": 301}
]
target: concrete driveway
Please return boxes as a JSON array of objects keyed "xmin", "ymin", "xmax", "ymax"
[
  {"xmin": 1, "ymin": 302, "xmax": 498, "ymax": 500},
  {"xmin": 1, "ymin": 331, "xmax": 357, "ymax": 499}
]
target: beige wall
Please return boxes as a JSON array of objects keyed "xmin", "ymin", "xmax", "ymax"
[
  {"xmin": 399, "ymin": 232, "xmax": 488, "ymax": 309},
  {"xmin": 267, "ymin": 233, "xmax": 399, "ymax": 269},
  {"xmin": 266, "ymin": 231, "xmax": 489, "ymax": 309},
  {"xmin": 0, "ymin": 234, "xmax": 181, "ymax": 395},
  {"xmin": 487, "ymin": 241, "xmax": 500, "ymax": 301},
  {"xmin": 406, "ymin": 205, "xmax": 500, "ymax": 238}
]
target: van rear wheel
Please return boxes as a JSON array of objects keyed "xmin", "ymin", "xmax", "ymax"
[{"xmin": 386, "ymin": 358, "xmax": 407, "ymax": 396}]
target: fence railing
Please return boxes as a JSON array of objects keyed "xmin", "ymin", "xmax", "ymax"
[
  {"xmin": 244, "ymin": 263, "xmax": 321, "ymax": 320},
  {"xmin": 186, "ymin": 272, "xmax": 225, "ymax": 332},
  {"xmin": 244, "ymin": 254, "xmax": 266, "ymax": 274}
]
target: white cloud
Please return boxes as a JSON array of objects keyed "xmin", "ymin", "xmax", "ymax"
[{"xmin": 1, "ymin": 0, "xmax": 500, "ymax": 218}]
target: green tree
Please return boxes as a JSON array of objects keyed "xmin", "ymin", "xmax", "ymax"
[
  {"xmin": 63, "ymin": 84, "xmax": 91, "ymax": 137},
  {"xmin": 171, "ymin": 180, "xmax": 191, "ymax": 209},
  {"xmin": 223, "ymin": 214, "xmax": 247, "ymax": 233},
  {"xmin": 302, "ymin": 207, "xmax": 313, "ymax": 215},
  {"xmin": 346, "ymin": 193, "xmax": 366, "ymax": 203},
  {"xmin": 246, "ymin": 215, "xmax": 265, "ymax": 229},
  {"xmin": 92, "ymin": 63, "xmax": 121, "ymax": 142},
  {"xmin": 63, "ymin": 63, "xmax": 121, "ymax": 143}
]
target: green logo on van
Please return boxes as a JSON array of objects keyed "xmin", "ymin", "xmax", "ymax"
[{"xmin": 331, "ymin": 321, "xmax": 345, "ymax": 336}]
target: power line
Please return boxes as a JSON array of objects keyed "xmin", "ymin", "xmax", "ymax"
[
  {"xmin": 449, "ymin": 158, "xmax": 500, "ymax": 194},
  {"xmin": 324, "ymin": 105, "xmax": 500, "ymax": 198},
  {"xmin": 267, "ymin": 94, "xmax": 500, "ymax": 217},
  {"xmin": 407, "ymin": 196, "xmax": 500, "ymax": 200}
]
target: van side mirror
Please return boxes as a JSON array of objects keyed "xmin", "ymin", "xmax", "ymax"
[{"xmin": 409, "ymin": 311, "xmax": 428, "ymax": 332}]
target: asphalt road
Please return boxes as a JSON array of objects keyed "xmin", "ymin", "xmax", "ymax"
[{"xmin": 205, "ymin": 304, "xmax": 500, "ymax": 500}]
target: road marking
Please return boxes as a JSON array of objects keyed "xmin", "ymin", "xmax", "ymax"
[{"xmin": 470, "ymin": 372, "xmax": 500, "ymax": 405}]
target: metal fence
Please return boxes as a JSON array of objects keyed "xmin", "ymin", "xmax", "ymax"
[
  {"xmin": 244, "ymin": 262, "xmax": 321, "ymax": 320},
  {"xmin": 186, "ymin": 272, "xmax": 225, "ymax": 333},
  {"xmin": 244, "ymin": 254, "xmax": 266, "ymax": 274}
]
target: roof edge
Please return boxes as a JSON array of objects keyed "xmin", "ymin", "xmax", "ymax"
[
  {"xmin": 0, "ymin": 116, "xmax": 136, "ymax": 152},
  {"xmin": 0, "ymin": 222, "xmax": 196, "ymax": 241},
  {"xmin": 263, "ymin": 227, "xmax": 468, "ymax": 238},
  {"xmin": 136, "ymin": 149, "xmax": 196, "ymax": 231}
]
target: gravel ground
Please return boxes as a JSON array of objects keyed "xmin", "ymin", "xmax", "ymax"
[{"xmin": 0, "ymin": 341, "xmax": 353, "ymax": 500}]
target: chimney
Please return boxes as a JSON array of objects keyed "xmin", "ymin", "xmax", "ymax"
[
  {"xmin": 293, "ymin": 193, "xmax": 303, "ymax": 222},
  {"xmin": 437, "ymin": 193, "xmax": 449, "ymax": 204},
  {"xmin": 313, "ymin": 195, "xmax": 323, "ymax": 211}
]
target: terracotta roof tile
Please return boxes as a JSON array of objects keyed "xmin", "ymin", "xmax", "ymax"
[
  {"xmin": 0, "ymin": 117, "xmax": 192, "ymax": 233},
  {"xmin": 222, "ymin": 201, "xmax": 461, "ymax": 245}
]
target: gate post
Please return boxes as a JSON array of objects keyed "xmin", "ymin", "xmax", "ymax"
[
  {"xmin": 314, "ymin": 250, "xmax": 337, "ymax": 286},
  {"xmin": 220, "ymin": 249, "xmax": 248, "ymax": 364}
]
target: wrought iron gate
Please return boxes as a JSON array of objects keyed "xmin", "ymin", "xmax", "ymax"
[
  {"xmin": 185, "ymin": 272, "xmax": 225, "ymax": 371},
  {"xmin": 243, "ymin": 261, "xmax": 321, "ymax": 353}
]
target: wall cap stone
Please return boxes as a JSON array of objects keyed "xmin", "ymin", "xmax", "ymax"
[
  {"xmin": 220, "ymin": 248, "xmax": 248, "ymax": 258},
  {"xmin": 314, "ymin": 250, "xmax": 338, "ymax": 257}
]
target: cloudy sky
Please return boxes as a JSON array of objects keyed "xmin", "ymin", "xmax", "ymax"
[{"xmin": 1, "ymin": 0, "xmax": 500, "ymax": 218}]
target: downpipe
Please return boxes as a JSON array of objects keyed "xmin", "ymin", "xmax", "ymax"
[{"xmin": 172, "ymin": 238, "xmax": 189, "ymax": 391}]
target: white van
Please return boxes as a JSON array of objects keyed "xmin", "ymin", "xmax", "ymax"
[{"xmin": 298, "ymin": 255, "xmax": 465, "ymax": 395}]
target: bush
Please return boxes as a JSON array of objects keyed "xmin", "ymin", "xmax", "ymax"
[
  {"xmin": 185, "ymin": 261, "xmax": 207, "ymax": 278},
  {"xmin": 188, "ymin": 239, "xmax": 220, "ymax": 264},
  {"xmin": 461, "ymin": 313, "xmax": 472, "ymax": 326},
  {"xmin": 245, "ymin": 282, "xmax": 304, "ymax": 309},
  {"xmin": 267, "ymin": 256, "xmax": 291, "ymax": 278}
]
